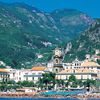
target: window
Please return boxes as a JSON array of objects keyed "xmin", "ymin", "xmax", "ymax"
[
  {"xmin": 13, "ymin": 73, "xmax": 15, "ymax": 77},
  {"xmin": 19, "ymin": 77, "xmax": 21, "ymax": 80},
  {"xmin": 66, "ymin": 76, "xmax": 68, "ymax": 79},
  {"xmin": 81, "ymin": 75, "xmax": 83, "ymax": 79},
  {"xmin": 26, "ymin": 77, "xmax": 28, "ymax": 81},
  {"xmin": 55, "ymin": 59, "xmax": 59, "ymax": 64},
  {"xmin": 91, "ymin": 67, "xmax": 93, "ymax": 69},
  {"xmin": 55, "ymin": 68, "xmax": 58, "ymax": 73},
  {"xmin": 87, "ymin": 75, "xmax": 89, "ymax": 79}
]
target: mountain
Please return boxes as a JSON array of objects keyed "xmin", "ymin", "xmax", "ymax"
[
  {"xmin": 64, "ymin": 19, "xmax": 100, "ymax": 62},
  {"xmin": 0, "ymin": 3, "xmax": 94, "ymax": 68}
]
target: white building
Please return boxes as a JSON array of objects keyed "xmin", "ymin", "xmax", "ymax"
[
  {"xmin": 47, "ymin": 61, "xmax": 54, "ymax": 72},
  {"xmin": 9, "ymin": 69, "xmax": 32, "ymax": 82},
  {"xmin": 9, "ymin": 66, "xmax": 46, "ymax": 83},
  {"xmin": 0, "ymin": 68, "xmax": 10, "ymax": 82},
  {"xmin": 23, "ymin": 66, "xmax": 46, "ymax": 83},
  {"xmin": 56, "ymin": 60, "xmax": 100, "ymax": 80}
]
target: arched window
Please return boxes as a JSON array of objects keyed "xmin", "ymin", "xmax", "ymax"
[{"xmin": 55, "ymin": 59, "xmax": 59, "ymax": 64}]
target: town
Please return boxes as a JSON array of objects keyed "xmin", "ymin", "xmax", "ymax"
[{"xmin": 0, "ymin": 47, "xmax": 100, "ymax": 95}]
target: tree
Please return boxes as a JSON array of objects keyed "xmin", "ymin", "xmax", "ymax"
[
  {"xmin": 0, "ymin": 84, "xmax": 6, "ymax": 91},
  {"xmin": 77, "ymin": 50, "xmax": 86, "ymax": 61},
  {"xmin": 56, "ymin": 79, "xmax": 64, "ymax": 87},
  {"xmin": 68, "ymin": 75, "xmax": 77, "ymax": 82},
  {"xmin": 7, "ymin": 80, "xmax": 15, "ymax": 84},
  {"xmin": 65, "ymin": 82, "xmax": 69, "ymax": 89},
  {"xmin": 68, "ymin": 75, "xmax": 78, "ymax": 88},
  {"xmin": 37, "ymin": 78, "xmax": 44, "ymax": 90},
  {"xmin": 77, "ymin": 80, "xmax": 83, "ymax": 87},
  {"xmin": 0, "ymin": 65, "xmax": 5, "ymax": 68},
  {"xmin": 17, "ymin": 81, "xmax": 34, "ymax": 87},
  {"xmin": 97, "ymin": 59, "xmax": 100, "ymax": 65},
  {"xmin": 38, "ymin": 72, "xmax": 56, "ymax": 90},
  {"xmin": 53, "ymin": 79, "xmax": 67, "ymax": 90},
  {"xmin": 83, "ymin": 79, "xmax": 96, "ymax": 91}
]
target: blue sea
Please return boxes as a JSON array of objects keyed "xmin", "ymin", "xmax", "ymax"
[{"xmin": 0, "ymin": 98, "xmax": 100, "ymax": 100}]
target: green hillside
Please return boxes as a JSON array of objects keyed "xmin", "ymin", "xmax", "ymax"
[
  {"xmin": 64, "ymin": 19, "xmax": 100, "ymax": 62},
  {"xmin": 0, "ymin": 3, "xmax": 94, "ymax": 68}
]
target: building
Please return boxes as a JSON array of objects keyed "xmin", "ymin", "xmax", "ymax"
[
  {"xmin": 81, "ymin": 60, "xmax": 100, "ymax": 79},
  {"xmin": 47, "ymin": 61, "xmax": 54, "ymax": 72},
  {"xmin": 92, "ymin": 55, "xmax": 100, "ymax": 62},
  {"xmin": 9, "ymin": 69, "xmax": 31, "ymax": 82},
  {"xmin": 52, "ymin": 48, "xmax": 64, "ymax": 73},
  {"xmin": 7, "ymin": 65, "xmax": 47, "ymax": 83},
  {"xmin": 56, "ymin": 60, "xmax": 100, "ymax": 80},
  {"xmin": 0, "ymin": 68, "xmax": 10, "ymax": 82},
  {"xmin": 24, "ymin": 66, "xmax": 46, "ymax": 83}
]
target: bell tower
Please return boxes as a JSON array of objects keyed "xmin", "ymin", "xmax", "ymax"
[{"xmin": 53, "ymin": 48, "xmax": 63, "ymax": 73}]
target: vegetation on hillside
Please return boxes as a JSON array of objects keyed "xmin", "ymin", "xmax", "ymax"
[
  {"xmin": 0, "ymin": 3, "xmax": 93, "ymax": 68},
  {"xmin": 64, "ymin": 19, "xmax": 100, "ymax": 62}
]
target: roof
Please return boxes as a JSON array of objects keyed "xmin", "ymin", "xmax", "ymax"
[
  {"xmin": 31, "ymin": 66, "xmax": 46, "ymax": 71},
  {"xmin": 94, "ymin": 56, "xmax": 100, "ymax": 59},
  {"xmin": 59, "ymin": 69, "xmax": 96, "ymax": 74},
  {"xmin": 59, "ymin": 69, "xmax": 73, "ymax": 74},
  {"xmin": 81, "ymin": 60, "xmax": 100, "ymax": 67},
  {"xmin": 0, "ymin": 68, "xmax": 9, "ymax": 73}
]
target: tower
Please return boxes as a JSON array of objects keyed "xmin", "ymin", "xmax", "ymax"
[{"xmin": 53, "ymin": 48, "xmax": 64, "ymax": 73}]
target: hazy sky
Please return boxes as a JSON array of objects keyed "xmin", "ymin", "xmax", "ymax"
[{"xmin": 0, "ymin": 0, "xmax": 100, "ymax": 18}]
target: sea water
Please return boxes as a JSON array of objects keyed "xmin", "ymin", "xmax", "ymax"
[
  {"xmin": 0, "ymin": 98, "xmax": 80, "ymax": 100},
  {"xmin": 0, "ymin": 98, "xmax": 100, "ymax": 100}
]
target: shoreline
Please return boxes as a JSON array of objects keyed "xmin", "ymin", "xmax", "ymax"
[{"xmin": 0, "ymin": 92, "xmax": 100, "ymax": 99}]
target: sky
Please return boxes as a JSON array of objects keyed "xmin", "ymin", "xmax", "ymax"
[{"xmin": 0, "ymin": 0, "xmax": 100, "ymax": 18}]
